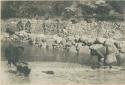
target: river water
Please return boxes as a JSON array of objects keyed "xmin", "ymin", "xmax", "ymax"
[
  {"xmin": 1, "ymin": 61, "xmax": 125, "ymax": 85},
  {"xmin": 1, "ymin": 41, "xmax": 125, "ymax": 84},
  {"xmin": 1, "ymin": 41, "xmax": 92, "ymax": 65}
]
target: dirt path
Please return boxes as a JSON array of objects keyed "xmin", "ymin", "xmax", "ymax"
[{"xmin": 1, "ymin": 61, "xmax": 125, "ymax": 85}]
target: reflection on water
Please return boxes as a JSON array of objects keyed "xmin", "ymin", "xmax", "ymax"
[
  {"xmin": 22, "ymin": 43, "xmax": 90, "ymax": 65},
  {"xmin": 1, "ymin": 41, "xmax": 91, "ymax": 64}
]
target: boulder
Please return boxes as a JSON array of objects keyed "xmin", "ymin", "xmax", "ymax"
[
  {"xmin": 67, "ymin": 36, "xmax": 75, "ymax": 41},
  {"xmin": 78, "ymin": 46, "xmax": 91, "ymax": 65},
  {"xmin": 55, "ymin": 37, "xmax": 62, "ymax": 44},
  {"xmin": 72, "ymin": 41, "xmax": 76, "ymax": 46},
  {"xmin": 115, "ymin": 41, "xmax": 125, "ymax": 53},
  {"xmin": 104, "ymin": 39, "xmax": 116, "ymax": 46},
  {"xmin": 90, "ymin": 44, "xmax": 104, "ymax": 50},
  {"xmin": 74, "ymin": 35, "xmax": 80, "ymax": 42},
  {"xmin": 76, "ymin": 43, "xmax": 83, "ymax": 51},
  {"xmin": 90, "ymin": 44, "xmax": 106, "ymax": 56},
  {"xmin": 11, "ymin": 34, "xmax": 19, "ymax": 40},
  {"xmin": 84, "ymin": 38, "xmax": 96, "ymax": 46},
  {"xmin": 68, "ymin": 46, "xmax": 78, "ymax": 63},
  {"xmin": 95, "ymin": 37, "xmax": 106, "ymax": 44},
  {"xmin": 16, "ymin": 30, "xmax": 30, "ymax": 37},
  {"xmin": 95, "ymin": 39, "xmax": 118, "ymax": 54},
  {"xmin": 78, "ymin": 46, "xmax": 90, "ymax": 54},
  {"xmin": 42, "ymin": 42, "xmax": 47, "ymax": 48},
  {"xmin": 62, "ymin": 29, "xmax": 68, "ymax": 34},
  {"xmin": 120, "ymin": 47, "xmax": 125, "ymax": 53},
  {"xmin": 46, "ymin": 41, "xmax": 54, "ymax": 50},
  {"xmin": 106, "ymin": 53, "xmax": 117, "ymax": 64},
  {"xmin": 104, "ymin": 40, "xmax": 119, "ymax": 54},
  {"xmin": 60, "ymin": 39, "xmax": 67, "ymax": 46},
  {"xmin": 66, "ymin": 41, "xmax": 72, "ymax": 47},
  {"xmin": 79, "ymin": 36, "xmax": 87, "ymax": 42},
  {"xmin": 68, "ymin": 45, "xmax": 77, "ymax": 53},
  {"xmin": 89, "ymin": 55, "xmax": 99, "ymax": 67},
  {"xmin": 116, "ymin": 53, "xmax": 125, "ymax": 66},
  {"xmin": 52, "ymin": 35, "xmax": 62, "ymax": 44},
  {"xmin": 107, "ymin": 45, "xmax": 119, "ymax": 54}
]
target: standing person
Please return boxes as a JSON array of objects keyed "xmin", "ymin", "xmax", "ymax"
[
  {"xmin": 56, "ymin": 19, "xmax": 60, "ymax": 33},
  {"xmin": 25, "ymin": 21, "xmax": 31, "ymax": 33},
  {"xmin": 90, "ymin": 46, "xmax": 106, "ymax": 68},
  {"xmin": 5, "ymin": 38, "xmax": 19, "ymax": 67},
  {"xmin": 15, "ymin": 46, "xmax": 24, "ymax": 63},
  {"xmin": 5, "ymin": 40, "xmax": 17, "ymax": 67},
  {"xmin": 103, "ymin": 41, "xmax": 118, "ymax": 68},
  {"xmin": 17, "ymin": 21, "xmax": 23, "ymax": 31},
  {"xmin": 42, "ymin": 22, "xmax": 46, "ymax": 34},
  {"xmin": 5, "ymin": 38, "xmax": 24, "ymax": 67}
]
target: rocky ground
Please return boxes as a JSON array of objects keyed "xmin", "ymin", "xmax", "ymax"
[{"xmin": 1, "ymin": 61, "xmax": 125, "ymax": 85}]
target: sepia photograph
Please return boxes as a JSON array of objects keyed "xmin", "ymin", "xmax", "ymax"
[{"xmin": 1, "ymin": 0, "xmax": 125, "ymax": 85}]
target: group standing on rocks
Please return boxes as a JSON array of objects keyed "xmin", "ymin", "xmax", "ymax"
[{"xmin": 17, "ymin": 20, "xmax": 31, "ymax": 33}]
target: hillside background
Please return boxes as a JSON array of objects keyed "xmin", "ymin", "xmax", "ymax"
[{"xmin": 1, "ymin": 0, "xmax": 125, "ymax": 21}]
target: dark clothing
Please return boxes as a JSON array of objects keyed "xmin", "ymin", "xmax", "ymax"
[
  {"xmin": 5, "ymin": 44, "xmax": 23, "ymax": 66},
  {"xmin": 6, "ymin": 28, "xmax": 15, "ymax": 36},
  {"xmin": 17, "ymin": 65, "xmax": 31, "ymax": 76},
  {"xmin": 17, "ymin": 21, "xmax": 23, "ymax": 31},
  {"xmin": 91, "ymin": 47, "xmax": 107, "ymax": 68},
  {"xmin": 5, "ymin": 44, "xmax": 16, "ymax": 60},
  {"xmin": 25, "ymin": 21, "xmax": 31, "ymax": 33},
  {"xmin": 5, "ymin": 46, "xmax": 16, "ymax": 66},
  {"xmin": 95, "ymin": 46, "xmax": 113, "ymax": 68},
  {"xmin": 8, "ymin": 57, "xmax": 18, "ymax": 66}
]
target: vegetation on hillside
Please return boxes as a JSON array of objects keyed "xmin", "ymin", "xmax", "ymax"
[{"xmin": 1, "ymin": 0, "xmax": 125, "ymax": 21}]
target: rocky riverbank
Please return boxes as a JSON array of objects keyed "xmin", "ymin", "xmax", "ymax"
[
  {"xmin": 2, "ymin": 30, "xmax": 125, "ymax": 66},
  {"xmin": 1, "ymin": 19, "xmax": 125, "ymax": 66}
]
